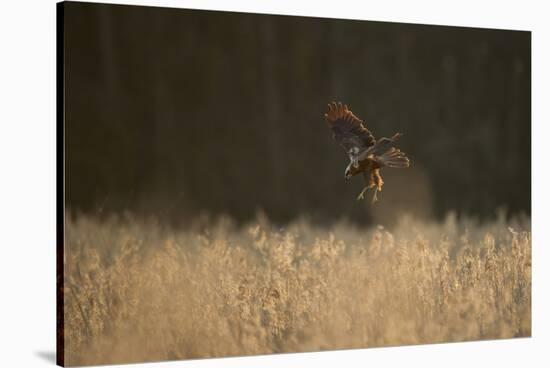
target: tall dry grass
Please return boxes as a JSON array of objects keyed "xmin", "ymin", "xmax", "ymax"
[{"xmin": 63, "ymin": 212, "xmax": 531, "ymax": 366}]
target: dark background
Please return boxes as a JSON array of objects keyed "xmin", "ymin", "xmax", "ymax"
[{"xmin": 63, "ymin": 1, "xmax": 531, "ymax": 226}]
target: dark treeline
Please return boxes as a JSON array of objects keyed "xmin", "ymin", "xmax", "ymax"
[{"xmin": 63, "ymin": 2, "xmax": 530, "ymax": 225}]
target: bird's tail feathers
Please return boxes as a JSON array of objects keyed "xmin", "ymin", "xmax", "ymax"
[{"xmin": 377, "ymin": 147, "xmax": 410, "ymax": 168}]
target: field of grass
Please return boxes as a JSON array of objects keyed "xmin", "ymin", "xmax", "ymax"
[{"xmin": 63, "ymin": 212, "xmax": 531, "ymax": 366}]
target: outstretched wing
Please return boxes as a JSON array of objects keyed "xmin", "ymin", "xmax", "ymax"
[{"xmin": 324, "ymin": 102, "xmax": 376, "ymax": 155}]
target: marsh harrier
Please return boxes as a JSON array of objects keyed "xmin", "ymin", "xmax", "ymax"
[{"xmin": 325, "ymin": 102, "xmax": 410, "ymax": 202}]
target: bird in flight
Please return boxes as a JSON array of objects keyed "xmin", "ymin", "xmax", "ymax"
[{"xmin": 324, "ymin": 102, "xmax": 410, "ymax": 202}]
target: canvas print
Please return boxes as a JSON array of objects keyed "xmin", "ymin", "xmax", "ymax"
[{"xmin": 57, "ymin": 1, "xmax": 531, "ymax": 366}]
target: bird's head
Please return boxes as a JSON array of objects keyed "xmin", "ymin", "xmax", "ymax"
[{"xmin": 344, "ymin": 167, "xmax": 353, "ymax": 180}]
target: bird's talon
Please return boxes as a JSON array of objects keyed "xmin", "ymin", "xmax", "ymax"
[{"xmin": 372, "ymin": 189, "xmax": 379, "ymax": 204}]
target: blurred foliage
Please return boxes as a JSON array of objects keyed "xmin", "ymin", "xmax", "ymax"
[{"xmin": 64, "ymin": 3, "xmax": 530, "ymax": 225}]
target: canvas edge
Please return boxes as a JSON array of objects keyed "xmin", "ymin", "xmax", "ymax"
[{"xmin": 56, "ymin": 1, "xmax": 66, "ymax": 367}]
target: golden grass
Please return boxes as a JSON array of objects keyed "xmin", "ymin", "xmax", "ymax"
[{"xmin": 63, "ymin": 212, "xmax": 531, "ymax": 366}]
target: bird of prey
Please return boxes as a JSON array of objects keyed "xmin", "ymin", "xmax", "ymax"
[{"xmin": 324, "ymin": 102, "xmax": 410, "ymax": 202}]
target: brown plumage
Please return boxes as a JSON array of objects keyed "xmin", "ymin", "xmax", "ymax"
[{"xmin": 324, "ymin": 101, "xmax": 410, "ymax": 202}]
